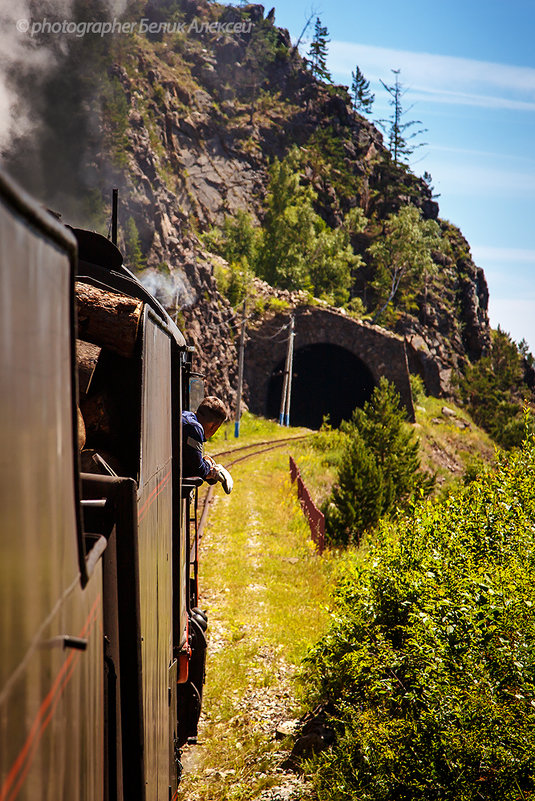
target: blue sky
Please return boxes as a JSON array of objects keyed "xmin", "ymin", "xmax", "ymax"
[{"xmin": 268, "ymin": 0, "xmax": 535, "ymax": 353}]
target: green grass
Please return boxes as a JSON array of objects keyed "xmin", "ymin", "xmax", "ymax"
[
  {"xmin": 209, "ymin": 411, "xmax": 312, "ymax": 453},
  {"xmin": 179, "ymin": 446, "xmax": 343, "ymax": 801},
  {"xmin": 413, "ymin": 395, "xmax": 495, "ymax": 487}
]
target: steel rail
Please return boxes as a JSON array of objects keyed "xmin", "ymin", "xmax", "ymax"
[
  {"xmin": 197, "ymin": 434, "xmax": 313, "ymax": 538},
  {"xmin": 210, "ymin": 433, "xmax": 311, "ymax": 461}
]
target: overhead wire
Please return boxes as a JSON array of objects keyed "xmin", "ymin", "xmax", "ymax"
[{"xmin": 248, "ymin": 321, "xmax": 290, "ymax": 340}]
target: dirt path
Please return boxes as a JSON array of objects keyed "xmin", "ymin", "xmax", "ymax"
[{"xmin": 178, "ymin": 450, "xmax": 331, "ymax": 801}]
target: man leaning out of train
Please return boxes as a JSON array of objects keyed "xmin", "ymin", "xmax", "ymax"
[{"xmin": 182, "ymin": 396, "xmax": 233, "ymax": 494}]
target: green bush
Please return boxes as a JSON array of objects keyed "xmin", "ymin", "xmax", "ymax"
[
  {"xmin": 409, "ymin": 372, "xmax": 426, "ymax": 404},
  {"xmin": 459, "ymin": 327, "xmax": 532, "ymax": 449},
  {"xmin": 323, "ymin": 379, "xmax": 434, "ymax": 545},
  {"xmin": 304, "ymin": 431, "xmax": 535, "ymax": 800}
]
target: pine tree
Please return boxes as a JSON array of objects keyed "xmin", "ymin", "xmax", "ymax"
[
  {"xmin": 423, "ymin": 170, "xmax": 440, "ymax": 199},
  {"xmin": 459, "ymin": 327, "xmax": 530, "ymax": 449},
  {"xmin": 307, "ymin": 17, "xmax": 332, "ymax": 82},
  {"xmin": 124, "ymin": 216, "xmax": 146, "ymax": 271},
  {"xmin": 378, "ymin": 69, "xmax": 427, "ymax": 164},
  {"xmin": 325, "ymin": 431, "xmax": 385, "ymax": 546},
  {"xmin": 351, "ymin": 66, "xmax": 374, "ymax": 114},
  {"xmin": 324, "ymin": 378, "xmax": 434, "ymax": 545}
]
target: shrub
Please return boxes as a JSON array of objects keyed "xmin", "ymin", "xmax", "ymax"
[
  {"xmin": 203, "ymin": 211, "xmax": 258, "ymax": 305},
  {"xmin": 409, "ymin": 372, "xmax": 426, "ymax": 404},
  {"xmin": 304, "ymin": 431, "xmax": 535, "ymax": 800},
  {"xmin": 324, "ymin": 378, "xmax": 434, "ymax": 545},
  {"xmin": 459, "ymin": 327, "xmax": 532, "ymax": 449}
]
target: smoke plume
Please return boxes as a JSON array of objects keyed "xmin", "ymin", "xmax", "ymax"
[
  {"xmin": 138, "ymin": 268, "xmax": 197, "ymax": 312},
  {"xmin": 0, "ymin": 0, "xmax": 128, "ymax": 207},
  {"xmin": 0, "ymin": 1, "xmax": 67, "ymax": 152}
]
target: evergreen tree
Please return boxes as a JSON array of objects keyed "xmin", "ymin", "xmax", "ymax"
[
  {"xmin": 324, "ymin": 378, "xmax": 434, "ymax": 545},
  {"xmin": 307, "ymin": 17, "xmax": 332, "ymax": 82},
  {"xmin": 124, "ymin": 216, "xmax": 146, "ymax": 270},
  {"xmin": 351, "ymin": 66, "xmax": 374, "ymax": 114},
  {"xmin": 378, "ymin": 69, "xmax": 427, "ymax": 164},
  {"xmin": 423, "ymin": 170, "xmax": 440, "ymax": 199},
  {"xmin": 324, "ymin": 431, "xmax": 385, "ymax": 546}
]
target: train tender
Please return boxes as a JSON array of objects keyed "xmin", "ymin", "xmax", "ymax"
[{"xmin": 0, "ymin": 169, "xmax": 207, "ymax": 801}]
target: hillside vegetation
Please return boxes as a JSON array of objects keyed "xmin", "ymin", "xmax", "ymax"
[
  {"xmin": 177, "ymin": 406, "xmax": 523, "ymax": 801},
  {"xmin": 6, "ymin": 0, "xmax": 535, "ymax": 432},
  {"xmin": 303, "ymin": 429, "xmax": 535, "ymax": 801}
]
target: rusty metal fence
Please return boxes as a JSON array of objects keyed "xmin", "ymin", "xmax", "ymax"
[{"xmin": 289, "ymin": 455, "xmax": 325, "ymax": 555}]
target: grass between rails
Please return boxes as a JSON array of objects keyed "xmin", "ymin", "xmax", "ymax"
[{"xmin": 179, "ymin": 445, "xmax": 344, "ymax": 801}]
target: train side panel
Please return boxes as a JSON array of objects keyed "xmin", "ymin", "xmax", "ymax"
[
  {"xmin": 0, "ymin": 176, "xmax": 104, "ymax": 801},
  {"xmin": 138, "ymin": 310, "xmax": 174, "ymax": 801}
]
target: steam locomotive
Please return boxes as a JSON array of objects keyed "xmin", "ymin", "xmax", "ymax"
[{"xmin": 0, "ymin": 168, "xmax": 207, "ymax": 801}]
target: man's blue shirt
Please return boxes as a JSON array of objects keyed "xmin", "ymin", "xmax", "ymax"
[{"xmin": 182, "ymin": 410, "xmax": 211, "ymax": 479}]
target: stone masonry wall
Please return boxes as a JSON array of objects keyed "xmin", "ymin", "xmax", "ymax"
[{"xmin": 245, "ymin": 307, "xmax": 415, "ymax": 422}]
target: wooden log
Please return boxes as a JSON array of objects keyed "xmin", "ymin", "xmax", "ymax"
[
  {"xmin": 76, "ymin": 281, "xmax": 143, "ymax": 358},
  {"xmin": 76, "ymin": 339, "xmax": 101, "ymax": 395},
  {"xmin": 77, "ymin": 406, "xmax": 86, "ymax": 451},
  {"xmin": 79, "ymin": 390, "xmax": 115, "ymax": 440}
]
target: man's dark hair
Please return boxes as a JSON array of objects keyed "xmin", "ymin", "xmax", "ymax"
[{"xmin": 196, "ymin": 396, "xmax": 228, "ymax": 424}]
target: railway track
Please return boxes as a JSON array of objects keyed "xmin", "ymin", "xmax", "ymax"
[
  {"xmin": 197, "ymin": 433, "xmax": 313, "ymax": 538},
  {"xmin": 210, "ymin": 433, "xmax": 311, "ymax": 464}
]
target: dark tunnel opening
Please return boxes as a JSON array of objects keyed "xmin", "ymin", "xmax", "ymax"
[{"xmin": 266, "ymin": 343, "xmax": 376, "ymax": 429}]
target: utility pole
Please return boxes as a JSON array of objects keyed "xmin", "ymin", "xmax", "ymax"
[
  {"xmin": 285, "ymin": 317, "xmax": 295, "ymax": 427},
  {"xmin": 279, "ymin": 315, "xmax": 294, "ymax": 426},
  {"xmin": 234, "ymin": 299, "xmax": 246, "ymax": 438}
]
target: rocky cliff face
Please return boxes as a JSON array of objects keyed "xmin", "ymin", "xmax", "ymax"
[{"xmin": 4, "ymin": 0, "xmax": 490, "ymax": 406}]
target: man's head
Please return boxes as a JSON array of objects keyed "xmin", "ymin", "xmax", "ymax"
[{"xmin": 196, "ymin": 396, "xmax": 228, "ymax": 439}]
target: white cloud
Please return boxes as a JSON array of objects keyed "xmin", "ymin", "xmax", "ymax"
[
  {"xmin": 429, "ymin": 144, "xmax": 535, "ymax": 164},
  {"xmin": 472, "ymin": 246, "xmax": 535, "ymax": 264},
  {"xmin": 429, "ymin": 161, "xmax": 535, "ymax": 196},
  {"xmin": 329, "ymin": 41, "xmax": 535, "ymax": 112}
]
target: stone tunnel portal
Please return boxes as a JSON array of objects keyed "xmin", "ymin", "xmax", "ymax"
[{"xmin": 266, "ymin": 343, "xmax": 376, "ymax": 430}]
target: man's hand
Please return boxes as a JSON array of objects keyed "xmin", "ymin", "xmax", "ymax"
[{"xmin": 204, "ymin": 455, "xmax": 218, "ymax": 480}]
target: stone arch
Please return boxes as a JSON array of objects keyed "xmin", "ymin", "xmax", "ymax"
[{"xmin": 245, "ymin": 307, "xmax": 414, "ymax": 428}]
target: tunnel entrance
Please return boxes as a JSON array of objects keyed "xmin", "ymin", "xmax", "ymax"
[{"xmin": 266, "ymin": 343, "xmax": 376, "ymax": 429}]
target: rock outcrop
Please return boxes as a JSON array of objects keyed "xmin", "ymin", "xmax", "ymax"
[{"xmin": 100, "ymin": 2, "xmax": 490, "ymax": 402}]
